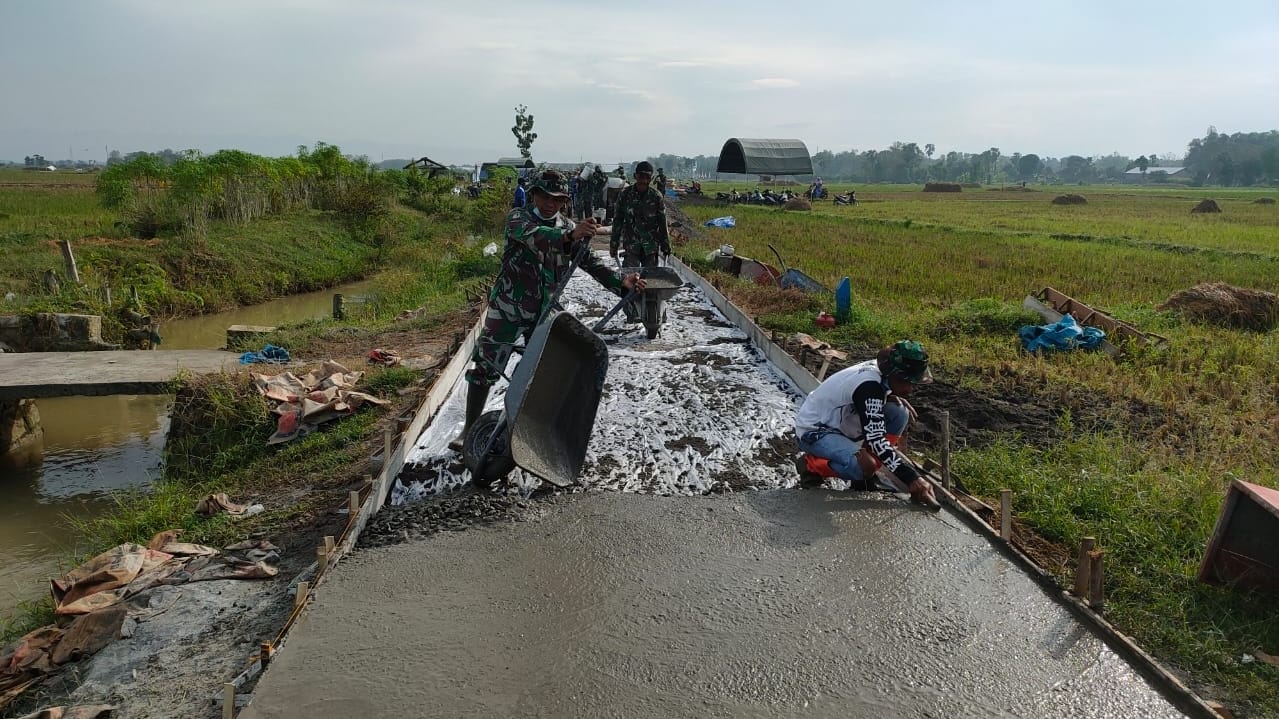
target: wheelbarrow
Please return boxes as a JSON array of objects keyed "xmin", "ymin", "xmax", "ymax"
[
  {"xmin": 768, "ymin": 244, "xmax": 829, "ymax": 294},
  {"xmin": 593, "ymin": 266, "xmax": 684, "ymax": 339},
  {"xmin": 461, "ymin": 238, "xmax": 612, "ymax": 488},
  {"xmin": 463, "ymin": 308, "xmax": 609, "ymax": 487}
]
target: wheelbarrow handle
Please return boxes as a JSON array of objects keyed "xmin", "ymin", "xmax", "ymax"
[{"xmin": 592, "ymin": 287, "xmax": 641, "ymax": 332}]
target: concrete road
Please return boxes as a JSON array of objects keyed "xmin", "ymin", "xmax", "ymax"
[{"xmin": 243, "ymin": 490, "xmax": 1188, "ymax": 719}]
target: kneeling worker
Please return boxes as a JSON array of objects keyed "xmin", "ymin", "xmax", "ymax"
[
  {"xmin": 450, "ymin": 170, "xmax": 645, "ymax": 451},
  {"xmin": 793, "ymin": 340, "xmax": 939, "ymax": 508}
]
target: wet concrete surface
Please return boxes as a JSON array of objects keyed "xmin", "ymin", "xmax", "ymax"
[
  {"xmin": 244, "ymin": 490, "xmax": 1186, "ymax": 719},
  {"xmin": 245, "ymin": 255, "xmax": 1189, "ymax": 717}
]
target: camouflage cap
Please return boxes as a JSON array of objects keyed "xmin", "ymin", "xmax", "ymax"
[
  {"xmin": 531, "ymin": 170, "xmax": 570, "ymax": 199},
  {"xmin": 884, "ymin": 340, "xmax": 933, "ymax": 384}
]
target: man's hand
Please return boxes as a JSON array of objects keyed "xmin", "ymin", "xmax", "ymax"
[
  {"xmin": 571, "ymin": 218, "xmax": 598, "ymax": 241},
  {"xmin": 908, "ymin": 478, "xmax": 940, "ymax": 510},
  {"xmin": 622, "ymin": 273, "xmax": 647, "ymax": 291},
  {"xmin": 889, "ymin": 394, "xmax": 918, "ymax": 423}
]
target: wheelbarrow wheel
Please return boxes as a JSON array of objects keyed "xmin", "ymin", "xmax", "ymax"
[
  {"xmin": 643, "ymin": 299, "xmax": 662, "ymax": 339},
  {"xmin": 462, "ymin": 410, "xmax": 515, "ymax": 483}
]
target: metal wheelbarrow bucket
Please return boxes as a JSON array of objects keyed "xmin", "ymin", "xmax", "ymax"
[
  {"xmin": 463, "ymin": 309, "xmax": 609, "ymax": 487},
  {"xmin": 593, "ymin": 266, "xmax": 685, "ymax": 339}
]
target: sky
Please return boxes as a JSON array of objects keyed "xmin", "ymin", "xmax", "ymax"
[{"xmin": 2, "ymin": 0, "xmax": 1277, "ymax": 166}]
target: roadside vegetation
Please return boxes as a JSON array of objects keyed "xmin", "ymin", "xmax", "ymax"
[
  {"xmin": 679, "ymin": 185, "xmax": 1279, "ymax": 714},
  {"xmin": 0, "ymin": 154, "xmax": 509, "ymax": 645}
]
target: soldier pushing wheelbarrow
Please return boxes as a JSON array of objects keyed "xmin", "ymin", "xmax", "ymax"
[{"xmin": 451, "ymin": 170, "xmax": 646, "ymax": 488}]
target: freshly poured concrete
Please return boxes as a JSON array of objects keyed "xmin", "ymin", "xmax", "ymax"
[{"xmin": 244, "ymin": 491, "xmax": 1187, "ymax": 719}]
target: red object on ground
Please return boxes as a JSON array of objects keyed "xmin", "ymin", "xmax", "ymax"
[
  {"xmin": 815, "ymin": 312, "xmax": 836, "ymax": 329},
  {"xmin": 804, "ymin": 455, "xmax": 838, "ymax": 477}
]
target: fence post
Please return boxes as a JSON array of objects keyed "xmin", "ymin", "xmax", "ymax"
[{"xmin": 1074, "ymin": 537, "xmax": 1096, "ymax": 597}]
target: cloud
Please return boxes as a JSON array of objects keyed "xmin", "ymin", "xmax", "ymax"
[
  {"xmin": 751, "ymin": 78, "xmax": 800, "ymax": 89},
  {"xmin": 660, "ymin": 61, "xmax": 710, "ymax": 68}
]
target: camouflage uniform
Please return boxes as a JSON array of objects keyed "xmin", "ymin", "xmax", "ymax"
[
  {"xmin": 466, "ymin": 205, "xmax": 624, "ymax": 387},
  {"xmin": 588, "ymin": 168, "xmax": 608, "ymax": 217},
  {"xmin": 611, "ymin": 184, "xmax": 670, "ymax": 267},
  {"xmin": 654, "ymin": 170, "xmax": 667, "ymax": 195}
]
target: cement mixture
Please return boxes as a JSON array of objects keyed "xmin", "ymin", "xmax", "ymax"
[
  {"xmin": 244, "ymin": 491, "xmax": 1188, "ymax": 719},
  {"xmin": 393, "ymin": 254, "xmax": 803, "ymax": 501}
]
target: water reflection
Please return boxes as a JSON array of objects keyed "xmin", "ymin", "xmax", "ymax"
[{"xmin": 0, "ymin": 278, "xmax": 375, "ymax": 620}]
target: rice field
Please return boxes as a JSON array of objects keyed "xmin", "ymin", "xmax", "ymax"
[{"xmin": 679, "ymin": 184, "xmax": 1279, "ymax": 715}]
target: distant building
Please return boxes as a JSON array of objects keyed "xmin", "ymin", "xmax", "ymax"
[
  {"xmin": 1123, "ymin": 166, "xmax": 1188, "ymax": 183},
  {"xmin": 479, "ymin": 157, "xmax": 535, "ymax": 180}
]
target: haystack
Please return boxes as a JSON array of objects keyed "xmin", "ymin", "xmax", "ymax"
[
  {"xmin": 1051, "ymin": 194, "xmax": 1087, "ymax": 205},
  {"xmin": 783, "ymin": 197, "xmax": 812, "ymax": 211},
  {"xmin": 923, "ymin": 182, "xmax": 962, "ymax": 193},
  {"xmin": 1190, "ymin": 199, "xmax": 1222, "ymax": 213},
  {"xmin": 1159, "ymin": 282, "xmax": 1279, "ymax": 331},
  {"xmin": 1254, "ymin": 197, "xmax": 1276, "ymax": 205}
]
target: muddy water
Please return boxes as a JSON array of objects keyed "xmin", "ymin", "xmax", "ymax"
[{"xmin": 0, "ymin": 279, "xmax": 374, "ymax": 620}]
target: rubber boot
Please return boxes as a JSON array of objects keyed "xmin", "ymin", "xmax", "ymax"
[{"xmin": 448, "ymin": 383, "xmax": 491, "ymax": 453}]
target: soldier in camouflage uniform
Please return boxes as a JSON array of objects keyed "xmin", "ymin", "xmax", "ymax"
[
  {"xmin": 450, "ymin": 170, "xmax": 644, "ymax": 451},
  {"xmin": 611, "ymin": 161, "xmax": 670, "ymax": 322},
  {"xmin": 654, "ymin": 167, "xmax": 667, "ymax": 195},
  {"xmin": 588, "ymin": 165, "xmax": 608, "ymax": 219}
]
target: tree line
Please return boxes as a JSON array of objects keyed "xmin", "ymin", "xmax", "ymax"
[{"xmin": 645, "ymin": 128, "xmax": 1279, "ymax": 186}]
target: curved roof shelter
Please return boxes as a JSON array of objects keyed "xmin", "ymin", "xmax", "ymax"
[{"xmin": 715, "ymin": 138, "xmax": 813, "ymax": 175}]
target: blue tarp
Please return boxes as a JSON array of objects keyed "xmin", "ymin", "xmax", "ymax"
[
  {"xmin": 1019, "ymin": 314, "xmax": 1105, "ymax": 352},
  {"xmin": 705, "ymin": 216, "xmax": 736, "ymax": 228},
  {"xmin": 240, "ymin": 344, "xmax": 291, "ymax": 364}
]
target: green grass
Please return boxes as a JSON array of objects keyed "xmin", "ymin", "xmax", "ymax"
[
  {"xmin": 678, "ymin": 185, "xmax": 1279, "ymax": 714},
  {"xmin": 1, "ymin": 182, "xmax": 501, "ymax": 647}
]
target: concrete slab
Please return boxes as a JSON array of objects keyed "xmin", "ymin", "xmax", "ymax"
[
  {"xmin": 243, "ymin": 491, "xmax": 1188, "ymax": 719},
  {"xmin": 0, "ymin": 350, "xmax": 247, "ymax": 399}
]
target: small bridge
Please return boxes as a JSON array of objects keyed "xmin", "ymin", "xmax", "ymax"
[{"xmin": 0, "ymin": 350, "xmax": 248, "ymax": 400}]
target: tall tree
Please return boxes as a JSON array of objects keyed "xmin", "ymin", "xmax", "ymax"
[
  {"xmin": 1016, "ymin": 153, "xmax": 1042, "ymax": 182},
  {"xmin": 511, "ymin": 104, "xmax": 537, "ymax": 160}
]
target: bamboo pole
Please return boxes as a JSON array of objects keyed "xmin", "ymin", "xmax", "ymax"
[
  {"xmin": 332, "ymin": 293, "xmax": 345, "ymax": 320},
  {"xmin": 223, "ymin": 683, "xmax": 235, "ymax": 719},
  {"xmin": 1000, "ymin": 489, "xmax": 1012, "ymax": 540},
  {"xmin": 1088, "ymin": 550, "xmax": 1105, "ymax": 610},
  {"xmin": 1074, "ymin": 537, "xmax": 1096, "ymax": 596},
  {"xmin": 57, "ymin": 240, "xmax": 80, "ymax": 284},
  {"xmin": 940, "ymin": 411, "xmax": 951, "ymax": 490}
]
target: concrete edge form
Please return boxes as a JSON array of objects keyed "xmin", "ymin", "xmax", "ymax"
[
  {"xmin": 223, "ymin": 310, "xmax": 487, "ymax": 715},
  {"xmin": 669, "ymin": 255, "xmax": 1219, "ymax": 719}
]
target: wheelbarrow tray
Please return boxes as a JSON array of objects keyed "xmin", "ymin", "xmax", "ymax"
[
  {"xmin": 504, "ymin": 310, "xmax": 610, "ymax": 487},
  {"xmin": 638, "ymin": 266, "xmax": 684, "ymax": 301},
  {"xmin": 779, "ymin": 268, "xmax": 829, "ymax": 294}
]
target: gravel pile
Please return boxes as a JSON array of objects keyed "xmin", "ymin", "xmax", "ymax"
[{"xmin": 359, "ymin": 490, "xmax": 540, "ymax": 548}]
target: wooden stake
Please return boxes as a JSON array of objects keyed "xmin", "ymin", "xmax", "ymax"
[
  {"xmin": 816, "ymin": 355, "xmax": 833, "ymax": 381},
  {"xmin": 223, "ymin": 683, "xmax": 235, "ymax": 719},
  {"xmin": 940, "ymin": 410, "xmax": 951, "ymax": 491},
  {"xmin": 1088, "ymin": 550, "xmax": 1105, "ymax": 610},
  {"xmin": 102, "ymin": 284, "xmax": 112, "ymax": 306},
  {"xmin": 1074, "ymin": 537, "xmax": 1096, "ymax": 597},
  {"xmin": 383, "ymin": 427, "xmax": 394, "ymax": 468},
  {"xmin": 294, "ymin": 581, "xmax": 310, "ymax": 611},
  {"xmin": 332, "ymin": 293, "xmax": 345, "ymax": 320},
  {"xmin": 316, "ymin": 545, "xmax": 328, "ymax": 573},
  {"xmin": 1000, "ymin": 489, "xmax": 1012, "ymax": 540},
  {"xmin": 349, "ymin": 490, "xmax": 361, "ymax": 520},
  {"xmin": 57, "ymin": 240, "xmax": 80, "ymax": 284},
  {"xmin": 324, "ymin": 535, "xmax": 336, "ymax": 554},
  {"xmin": 260, "ymin": 642, "xmax": 274, "ymax": 667}
]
